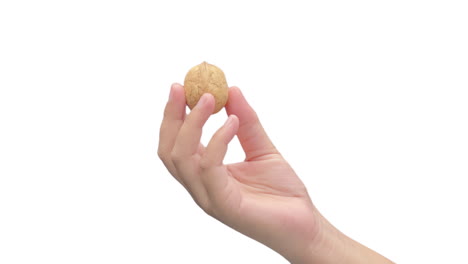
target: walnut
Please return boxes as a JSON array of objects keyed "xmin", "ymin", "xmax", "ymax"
[{"xmin": 183, "ymin": 62, "xmax": 228, "ymax": 114}]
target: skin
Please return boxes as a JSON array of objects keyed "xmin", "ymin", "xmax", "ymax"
[{"xmin": 158, "ymin": 83, "xmax": 394, "ymax": 263}]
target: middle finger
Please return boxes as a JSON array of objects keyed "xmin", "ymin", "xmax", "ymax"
[{"xmin": 172, "ymin": 93, "xmax": 215, "ymax": 161}]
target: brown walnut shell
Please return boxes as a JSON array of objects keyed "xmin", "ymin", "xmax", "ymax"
[{"xmin": 183, "ymin": 62, "xmax": 228, "ymax": 114}]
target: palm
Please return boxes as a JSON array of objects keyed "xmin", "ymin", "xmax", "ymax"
[
  {"xmin": 227, "ymin": 155, "xmax": 308, "ymax": 203},
  {"xmin": 209, "ymin": 154, "xmax": 318, "ymax": 251}
]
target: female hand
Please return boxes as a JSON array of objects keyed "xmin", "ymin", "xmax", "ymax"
[{"xmin": 158, "ymin": 83, "xmax": 393, "ymax": 264}]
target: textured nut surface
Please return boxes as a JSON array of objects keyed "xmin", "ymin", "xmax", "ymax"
[{"xmin": 184, "ymin": 62, "xmax": 228, "ymax": 114}]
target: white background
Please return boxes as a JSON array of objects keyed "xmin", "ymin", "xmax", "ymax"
[{"xmin": 1, "ymin": 0, "xmax": 467, "ymax": 263}]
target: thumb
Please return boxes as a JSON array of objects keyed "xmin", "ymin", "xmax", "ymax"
[{"xmin": 225, "ymin": 86, "xmax": 279, "ymax": 161}]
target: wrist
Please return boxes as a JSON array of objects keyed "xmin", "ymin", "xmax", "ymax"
[
  {"xmin": 298, "ymin": 214, "xmax": 348, "ymax": 264},
  {"xmin": 287, "ymin": 212, "xmax": 394, "ymax": 264}
]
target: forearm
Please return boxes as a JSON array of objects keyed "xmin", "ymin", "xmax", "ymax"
[
  {"xmin": 340, "ymin": 237, "xmax": 395, "ymax": 264},
  {"xmin": 286, "ymin": 215, "xmax": 394, "ymax": 264}
]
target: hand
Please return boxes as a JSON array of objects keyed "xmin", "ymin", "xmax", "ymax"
[{"xmin": 158, "ymin": 83, "xmax": 393, "ymax": 264}]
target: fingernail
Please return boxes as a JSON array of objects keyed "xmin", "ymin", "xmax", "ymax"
[{"xmin": 197, "ymin": 93, "xmax": 209, "ymax": 106}]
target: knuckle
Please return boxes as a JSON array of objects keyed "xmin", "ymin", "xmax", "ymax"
[
  {"xmin": 198, "ymin": 157, "xmax": 212, "ymax": 171},
  {"xmin": 212, "ymin": 129, "xmax": 223, "ymax": 142},
  {"xmin": 157, "ymin": 149, "xmax": 165, "ymax": 160},
  {"xmin": 170, "ymin": 151, "xmax": 183, "ymax": 165}
]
